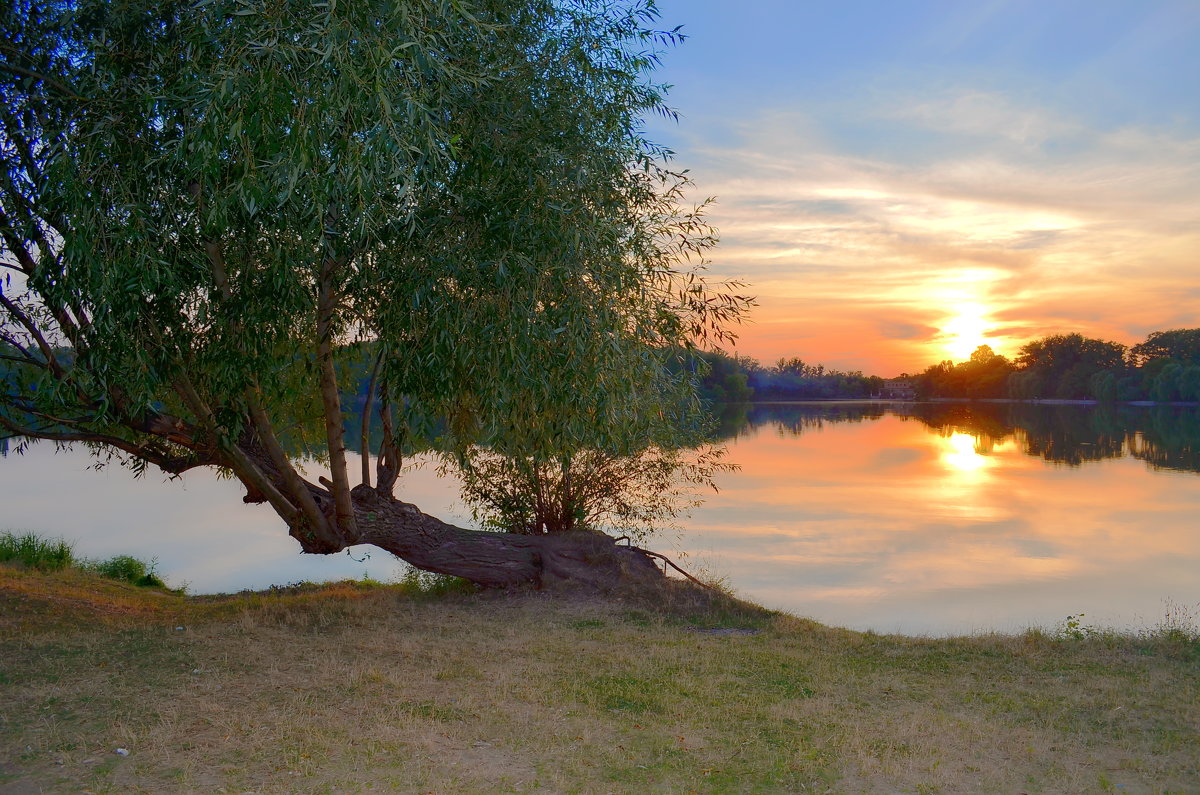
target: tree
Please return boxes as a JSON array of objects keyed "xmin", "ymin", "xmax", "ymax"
[
  {"xmin": 1130, "ymin": 329, "xmax": 1200, "ymax": 367},
  {"xmin": 1088, "ymin": 369, "xmax": 1118, "ymax": 403},
  {"xmin": 1014, "ymin": 334, "xmax": 1126, "ymax": 399},
  {"xmin": 0, "ymin": 0, "xmax": 747, "ymax": 588},
  {"xmin": 1151, "ymin": 362, "xmax": 1184, "ymax": 403},
  {"xmin": 917, "ymin": 345, "xmax": 1014, "ymax": 399}
]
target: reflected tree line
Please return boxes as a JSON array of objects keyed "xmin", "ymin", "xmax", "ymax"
[
  {"xmin": 333, "ymin": 396, "xmax": 1200, "ymax": 478},
  {"xmin": 712, "ymin": 402, "xmax": 1200, "ymax": 475}
]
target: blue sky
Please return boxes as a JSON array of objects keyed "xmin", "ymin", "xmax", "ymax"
[{"xmin": 645, "ymin": 0, "xmax": 1200, "ymax": 374}]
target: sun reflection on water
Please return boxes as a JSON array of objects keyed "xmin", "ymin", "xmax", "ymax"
[{"xmin": 942, "ymin": 432, "xmax": 988, "ymax": 473}]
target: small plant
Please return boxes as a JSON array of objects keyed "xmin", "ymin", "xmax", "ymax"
[
  {"xmin": 1057, "ymin": 613, "xmax": 1108, "ymax": 641},
  {"xmin": 395, "ymin": 567, "xmax": 474, "ymax": 597},
  {"xmin": 0, "ymin": 531, "xmax": 75, "ymax": 571}
]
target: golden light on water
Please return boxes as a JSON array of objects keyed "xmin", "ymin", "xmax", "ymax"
[{"xmin": 943, "ymin": 432, "xmax": 987, "ymax": 473}]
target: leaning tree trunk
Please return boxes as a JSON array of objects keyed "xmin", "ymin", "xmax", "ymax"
[{"xmin": 316, "ymin": 484, "xmax": 666, "ymax": 589}]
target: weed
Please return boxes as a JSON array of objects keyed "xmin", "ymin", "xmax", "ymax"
[
  {"xmin": 1057, "ymin": 613, "xmax": 1107, "ymax": 641},
  {"xmin": 577, "ymin": 674, "xmax": 663, "ymax": 714},
  {"xmin": 1137, "ymin": 601, "xmax": 1200, "ymax": 660},
  {"xmin": 397, "ymin": 700, "xmax": 470, "ymax": 722}
]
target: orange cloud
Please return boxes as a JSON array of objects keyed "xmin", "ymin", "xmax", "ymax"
[{"xmin": 687, "ymin": 100, "xmax": 1200, "ymax": 374}]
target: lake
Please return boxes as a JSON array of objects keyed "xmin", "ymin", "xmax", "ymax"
[{"xmin": 3, "ymin": 402, "xmax": 1198, "ymax": 636}]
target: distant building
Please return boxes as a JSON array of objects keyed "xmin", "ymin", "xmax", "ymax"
[{"xmin": 880, "ymin": 378, "xmax": 917, "ymax": 400}]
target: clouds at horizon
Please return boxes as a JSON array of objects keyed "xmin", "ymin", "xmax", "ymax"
[{"xmin": 649, "ymin": 0, "xmax": 1200, "ymax": 375}]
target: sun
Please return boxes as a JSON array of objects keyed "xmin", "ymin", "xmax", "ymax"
[{"xmin": 942, "ymin": 304, "xmax": 990, "ymax": 361}]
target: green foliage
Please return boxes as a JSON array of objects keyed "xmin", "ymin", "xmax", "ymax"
[
  {"xmin": 1152, "ymin": 362, "xmax": 1184, "ymax": 402},
  {"xmin": 1056, "ymin": 613, "xmax": 1107, "ymax": 641},
  {"xmin": 1, "ymin": 0, "xmax": 750, "ymax": 565},
  {"xmin": 0, "ymin": 531, "xmax": 75, "ymax": 571},
  {"xmin": 680, "ymin": 351, "xmax": 883, "ymax": 401},
  {"xmin": 677, "ymin": 349, "xmax": 757, "ymax": 402},
  {"xmin": 1088, "ymin": 369, "xmax": 1119, "ymax": 402},
  {"xmin": 453, "ymin": 443, "xmax": 734, "ymax": 540},
  {"xmin": 1013, "ymin": 334, "xmax": 1127, "ymax": 400}
]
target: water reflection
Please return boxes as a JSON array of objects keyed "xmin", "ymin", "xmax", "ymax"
[
  {"xmin": 0, "ymin": 444, "xmax": 465, "ymax": 594},
  {"xmin": 943, "ymin": 432, "xmax": 989, "ymax": 473},
  {"xmin": 680, "ymin": 402, "xmax": 1200, "ymax": 635},
  {"xmin": 2, "ymin": 402, "xmax": 1198, "ymax": 635},
  {"xmin": 714, "ymin": 401, "xmax": 1200, "ymax": 475}
]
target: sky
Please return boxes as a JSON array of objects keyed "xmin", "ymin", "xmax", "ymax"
[{"xmin": 644, "ymin": 0, "xmax": 1200, "ymax": 376}]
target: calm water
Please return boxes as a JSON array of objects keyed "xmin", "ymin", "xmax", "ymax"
[{"xmin": 3, "ymin": 402, "xmax": 1198, "ymax": 635}]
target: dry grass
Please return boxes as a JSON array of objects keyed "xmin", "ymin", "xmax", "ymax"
[{"xmin": 1, "ymin": 565, "xmax": 1198, "ymax": 794}]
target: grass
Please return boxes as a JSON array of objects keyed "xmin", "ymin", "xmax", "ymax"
[
  {"xmin": 1, "ymin": 546, "xmax": 1198, "ymax": 793},
  {"xmin": 0, "ymin": 531, "xmax": 74, "ymax": 571}
]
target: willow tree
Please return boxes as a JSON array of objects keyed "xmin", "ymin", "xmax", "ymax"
[{"xmin": 0, "ymin": 0, "xmax": 746, "ymax": 586}]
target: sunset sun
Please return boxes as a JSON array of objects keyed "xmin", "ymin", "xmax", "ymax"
[{"xmin": 942, "ymin": 304, "xmax": 991, "ymax": 361}]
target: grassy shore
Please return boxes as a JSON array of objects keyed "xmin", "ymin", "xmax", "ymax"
[{"xmin": 1, "ymin": 562, "xmax": 1198, "ymax": 794}]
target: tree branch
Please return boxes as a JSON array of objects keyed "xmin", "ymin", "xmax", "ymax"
[
  {"xmin": 0, "ymin": 413, "xmax": 206, "ymax": 475},
  {"xmin": 0, "ymin": 207, "xmax": 39, "ymax": 273},
  {"xmin": 315, "ymin": 246, "xmax": 357, "ymax": 536},
  {"xmin": 183, "ymin": 180, "xmax": 339, "ymax": 545},
  {"xmin": 0, "ymin": 205, "xmax": 82, "ymax": 342},
  {"xmin": 360, "ymin": 343, "xmax": 385, "ymax": 487},
  {"xmin": 245, "ymin": 390, "xmax": 340, "ymax": 547},
  {"xmin": 376, "ymin": 393, "xmax": 401, "ymax": 496},
  {"xmin": 0, "ymin": 289, "xmax": 65, "ymax": 378},
  {"xmin": 169, "ymin": 365, "xmax": 306, "ymax": 530},
  {"xmin": 0, "ymin": 58, "xmax": 84, "ymax": 101},
  {"xmin": 0, "ymin": 329, "xmax": 38, "ymax": 362}
]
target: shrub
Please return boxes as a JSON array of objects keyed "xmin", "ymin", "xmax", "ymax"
[
  {"xmin": 91, "ymin": 554, "xmax": 165, "ymax": 588},
  {"xmin": 452, "ymin": 445, "xmax": 734, "ymax": 542}
]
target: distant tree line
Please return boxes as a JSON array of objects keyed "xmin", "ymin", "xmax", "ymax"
[
  {"xmin": 675, "ymin": 351, "xmax": 885, "ymax": 402},
  {"xmin": 916, "ymin": 328, "xmax": 1200, "ymax": 402}
]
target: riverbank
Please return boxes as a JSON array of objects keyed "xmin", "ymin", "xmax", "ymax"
[{"xmin": 2, "ymin": 565, "xmax": 1197, "ymax": 793}]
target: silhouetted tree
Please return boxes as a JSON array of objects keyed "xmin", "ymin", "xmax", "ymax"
[{"xmin": 1130, "ymin": 329, "xmax": 1200, "ymax": 367}]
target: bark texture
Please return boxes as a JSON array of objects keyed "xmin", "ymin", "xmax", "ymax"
[{"xmin": 344, "ymin": 484, "xmax": 666, "ymax": 589}]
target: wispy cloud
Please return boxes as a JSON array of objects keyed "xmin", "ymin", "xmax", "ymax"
[{"xmin": 679, "ymin": 90, "xmax": 1200, "ymax": 373}]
